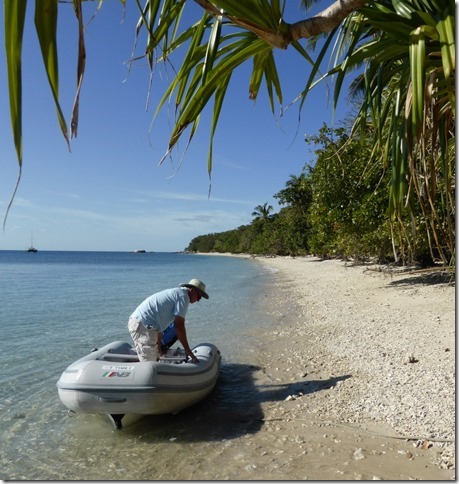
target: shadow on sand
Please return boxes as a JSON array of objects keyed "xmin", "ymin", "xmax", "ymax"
[
  {"xmin": 123, "ymin": 363, "xmax": 351, "ymax": 442},
  {"xmin": 387, "ymin": 271, "xmax": 454, "ymax": 287}
]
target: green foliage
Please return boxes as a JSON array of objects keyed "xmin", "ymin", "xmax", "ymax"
[
  {"xmin": 251, "ymin": 202, "xmax": 274, "ymax": 221},
  {"xmin": 307, "ymin": 125, "xmax": 393, "ymax": 260},
  {"xmin": 186, "ymin": 123, "xmax": 452, "ymax": 265},
  {"xmin": 305, "ymin": 124, "xmax": 441, "ymax": 264},
  {"xmin": 307, "ymin": 0, "xmax": 456, "ymax": 264},
  {"xmin": 186, "ymin": 167, "xmax": 314, "ymax": 256}
]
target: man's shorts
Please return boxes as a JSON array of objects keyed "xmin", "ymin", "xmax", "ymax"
[{"xmin": 128, "ymin": 317, "xmax": 160, "ymax": 361}]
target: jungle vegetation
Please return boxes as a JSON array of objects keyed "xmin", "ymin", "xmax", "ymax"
[{"xmin": 186, "ymin": 123, "xmax": 454, "ymax": 266}]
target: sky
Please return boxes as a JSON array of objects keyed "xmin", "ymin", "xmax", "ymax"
[{"xmin": 0, "ymin": 1, "xmax": 352, "ymax": 252}]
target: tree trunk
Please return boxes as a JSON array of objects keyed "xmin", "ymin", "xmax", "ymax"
[
  {"xmin": 289, "ymin": 0, "xmax": 368, "ymax": 40},
  {"xmin": 193, "ymin": 0, "xmax": 368, "ymax": 48}
]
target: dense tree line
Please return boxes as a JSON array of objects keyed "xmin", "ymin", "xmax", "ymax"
[{"xmin": 186, "ymin": 125, "xmax": 455, "ymax": 267}]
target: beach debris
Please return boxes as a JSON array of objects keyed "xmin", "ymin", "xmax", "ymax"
[
  {"xmin": 414, "ymin": 440, "xmax": 433, "ymax": 449},
  {"xmin": 353, "ymin": 448, "xmax": 365, "ymax": 460},
  {"xmin": 403, "ymin": 354, "xmax": 418, "ymax": 364},
  {"xmin": 398, "ymin": 450, "xmax": 414, "ymax": 460},
  {"xmin": 285, "ymin": 391, "xmax": 304, "ymax": 401},
  {"xmin": 438, "ymin": 448, "xmax": 455, "ymax": 469}
]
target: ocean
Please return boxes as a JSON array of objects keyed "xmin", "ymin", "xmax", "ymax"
[{"xmin": 0, "ymin": 250, "xmax": 281, "ymax": 480}]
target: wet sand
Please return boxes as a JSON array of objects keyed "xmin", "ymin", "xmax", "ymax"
[{"xmin": 187, "ymin": 253, "xmax": 455, "ymax": 480}]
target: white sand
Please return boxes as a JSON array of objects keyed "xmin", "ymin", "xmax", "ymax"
[
  {"xmin": 189, "ymin": 253, "xmax": 454, "ymax": 479},
  {"xmin": 248, "ymin": 255, "xmax": 455, "ymax": 479}
]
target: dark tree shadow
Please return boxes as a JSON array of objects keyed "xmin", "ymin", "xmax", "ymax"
[
  {"xmin": 312, "ymin": 257, "xmax": 454, "ymax": 287},
  {"xmin": 123, "ymin": 363, "xmax": 351, "ymax": 442},
  {"xmin": 387, "ymin": 271, "xmax": 454, "ymax": 287}
]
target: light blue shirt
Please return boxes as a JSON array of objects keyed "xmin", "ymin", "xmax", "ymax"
[{"xmin": 131, "ymin": 287, "xmax": 190, "ymax": 332}]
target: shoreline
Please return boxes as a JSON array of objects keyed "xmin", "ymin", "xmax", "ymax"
[{"xmin": 194, "ymin": 252, "xmax": 455, "ymax": 478}]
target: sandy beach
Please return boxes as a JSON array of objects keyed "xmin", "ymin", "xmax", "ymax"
[
  {"xmin": 249, "ymin": 255, "xmax": 455, "ymax": 479},
  {"xmin": 190, "ymin": 253, "xmax": 455, "ymax": 480}
]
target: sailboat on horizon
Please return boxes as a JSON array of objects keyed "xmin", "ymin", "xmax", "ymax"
[{"xmin": 26, "ymin": 233, "xmax": 38, "ymax": 253}]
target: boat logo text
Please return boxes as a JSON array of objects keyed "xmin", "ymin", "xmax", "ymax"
[
  {"xmin": 101, "ymin": 365, "xmax": 134, "ymax": 378},
  {"xmin": 102, "ymin": 371, "xmax": 132, "ymax": 378}
]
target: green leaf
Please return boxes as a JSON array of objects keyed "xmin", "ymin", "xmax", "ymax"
[
  {"xmin": 250, "ymin": 49, "xmax": 271, "ymax": 100},
  {"xmin": 208, "ymin": 73, "xmax": 232, "ymax": 178},
  {"xmin": 4, "ymin": 0, "xmax": 27, "ymax": 166},
  {"xmin": 263, "ymin": 50, "xmax": 283, "ymax": 112},
  {"xmin": 437, "ymin": 11, "xmax": 455, "ymax": 83},
  {"xmin": 35, "ymin": 0, "xmax": 70, "ymax": 149},
  {"xmin": 70, "ymin": 0, "xmax": 86, "ymax": 139},
  {"xmin": 4, "ymin": 0, "xmax": 27, "ymax": 227},
  {"xmin": 164, "ymin": 36, "xmax": 266, "ymax": 157},
  {"xmin": 202, "ymin": 12, "xmax": 223, "ymax": 85},
  {"xmin": 392, "ymin": 0, "xmax": 416, "ymax": 19},
  {"xmin": 409, "ymin": 27, "xmax": 426, "ymax": 140}
]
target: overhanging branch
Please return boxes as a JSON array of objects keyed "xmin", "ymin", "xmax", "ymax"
[
  {"xmin": 289, "ymin": 0, "xmax": 368, "ymax": 40},
  {"xmin": 193, "ymin": 0, "xmax": 368, "ymax": 48}
]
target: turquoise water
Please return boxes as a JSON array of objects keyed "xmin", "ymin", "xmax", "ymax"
[{"xmin": 0, "ymin": 251, "xmax": 279, "ymax": 480}]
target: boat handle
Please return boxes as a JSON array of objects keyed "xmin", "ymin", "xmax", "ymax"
[{"xmin": 100, "ymin": 398, "xmax": 127, "ymax": 403}]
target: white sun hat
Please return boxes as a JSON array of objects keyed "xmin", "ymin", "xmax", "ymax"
[{"xmin": 179, "ymin": 278, "xmax": 209, "ymax": 299}]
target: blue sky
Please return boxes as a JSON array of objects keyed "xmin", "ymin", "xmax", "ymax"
[{"xmin": 0, "ymin": 2, "xmax": 351, "ymax": 252}]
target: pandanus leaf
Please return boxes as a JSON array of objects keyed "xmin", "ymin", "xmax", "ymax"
[
  {"xmin": 34, "ymin": 0, "xmax": 70, "ymax": 149},
  {"xmin": 4, "ymin": 0, "xmax": 27, "ymax": 166},
  {"xmin": 3, "ymin": 0, "xmax": 27, "ymax": 228}
]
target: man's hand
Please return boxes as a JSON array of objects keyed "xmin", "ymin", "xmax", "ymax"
[{"xmin": 187, "ymin": 353, "xmax": 199, "ymax": 364}]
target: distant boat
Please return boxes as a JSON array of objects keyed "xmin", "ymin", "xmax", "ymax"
[
  {"xmin": 26, "ymin": 233, "xmax": 38, "ymax": 252},
  {"xmin": 133, "ymin": 249, "xmax": 146, "ymax": 253}
]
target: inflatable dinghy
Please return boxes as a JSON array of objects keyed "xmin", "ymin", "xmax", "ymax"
[{"xmin": 57, "ymin": 341, "xmax": 221, "ymax": 429}]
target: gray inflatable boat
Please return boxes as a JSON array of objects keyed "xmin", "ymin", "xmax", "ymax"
[{"xmin": 57, "ymin": 341, "xmax": 221, "ymax": 429}]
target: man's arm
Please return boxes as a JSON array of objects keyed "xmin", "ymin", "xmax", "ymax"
[{"xmin": 174, "ymin": 316, "xmax": 198, "ymax": 362}]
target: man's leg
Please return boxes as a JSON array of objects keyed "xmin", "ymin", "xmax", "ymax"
[{"xmin": 128, "ymin": 317, "xmax": 160, "ymax": 361}]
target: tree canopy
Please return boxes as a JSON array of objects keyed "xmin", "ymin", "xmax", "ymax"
[{"xmin": 187, "ymin": 122, "xmax": 452, "ymax": 265}]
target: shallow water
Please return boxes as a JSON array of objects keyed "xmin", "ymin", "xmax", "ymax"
[{"xmin": 0, "ymin": 251, "xmax": 278, "ymax": 480}]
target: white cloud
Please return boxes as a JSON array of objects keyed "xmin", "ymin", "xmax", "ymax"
[{"xmin": 131, "ymin": 189, "xmax": 256, "ymax": 206}]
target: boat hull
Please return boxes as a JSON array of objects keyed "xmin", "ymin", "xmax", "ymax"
[{"xmin": 57, "ymin": 341, "xmax": 221, "ymax": 418}]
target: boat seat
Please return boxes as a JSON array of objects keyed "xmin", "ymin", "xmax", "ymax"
[{"xmin": 102, "ymin": 353, "xmax": 140, "ymax": 362}]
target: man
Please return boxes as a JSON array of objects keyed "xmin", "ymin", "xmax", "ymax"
[{"xmin": 128, "ymin": 278, "xmax": 209, "ymax": 363}]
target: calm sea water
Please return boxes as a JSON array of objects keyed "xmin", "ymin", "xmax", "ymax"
[{"xmin": 0, "ymin": 251, "xmax": 281, "ymax": 480}]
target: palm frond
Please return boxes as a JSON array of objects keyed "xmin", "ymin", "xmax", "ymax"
[
  {"xmin": 3, "ymin": 0, "xmax": 27, "ymax": 228},
  {"xmin": 34, "ymin": 0, "xmax": 70, "ymax": 149},
  {"xmin": 4, "ymin": 0, "xmax": 27, "ymax": 167}
]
